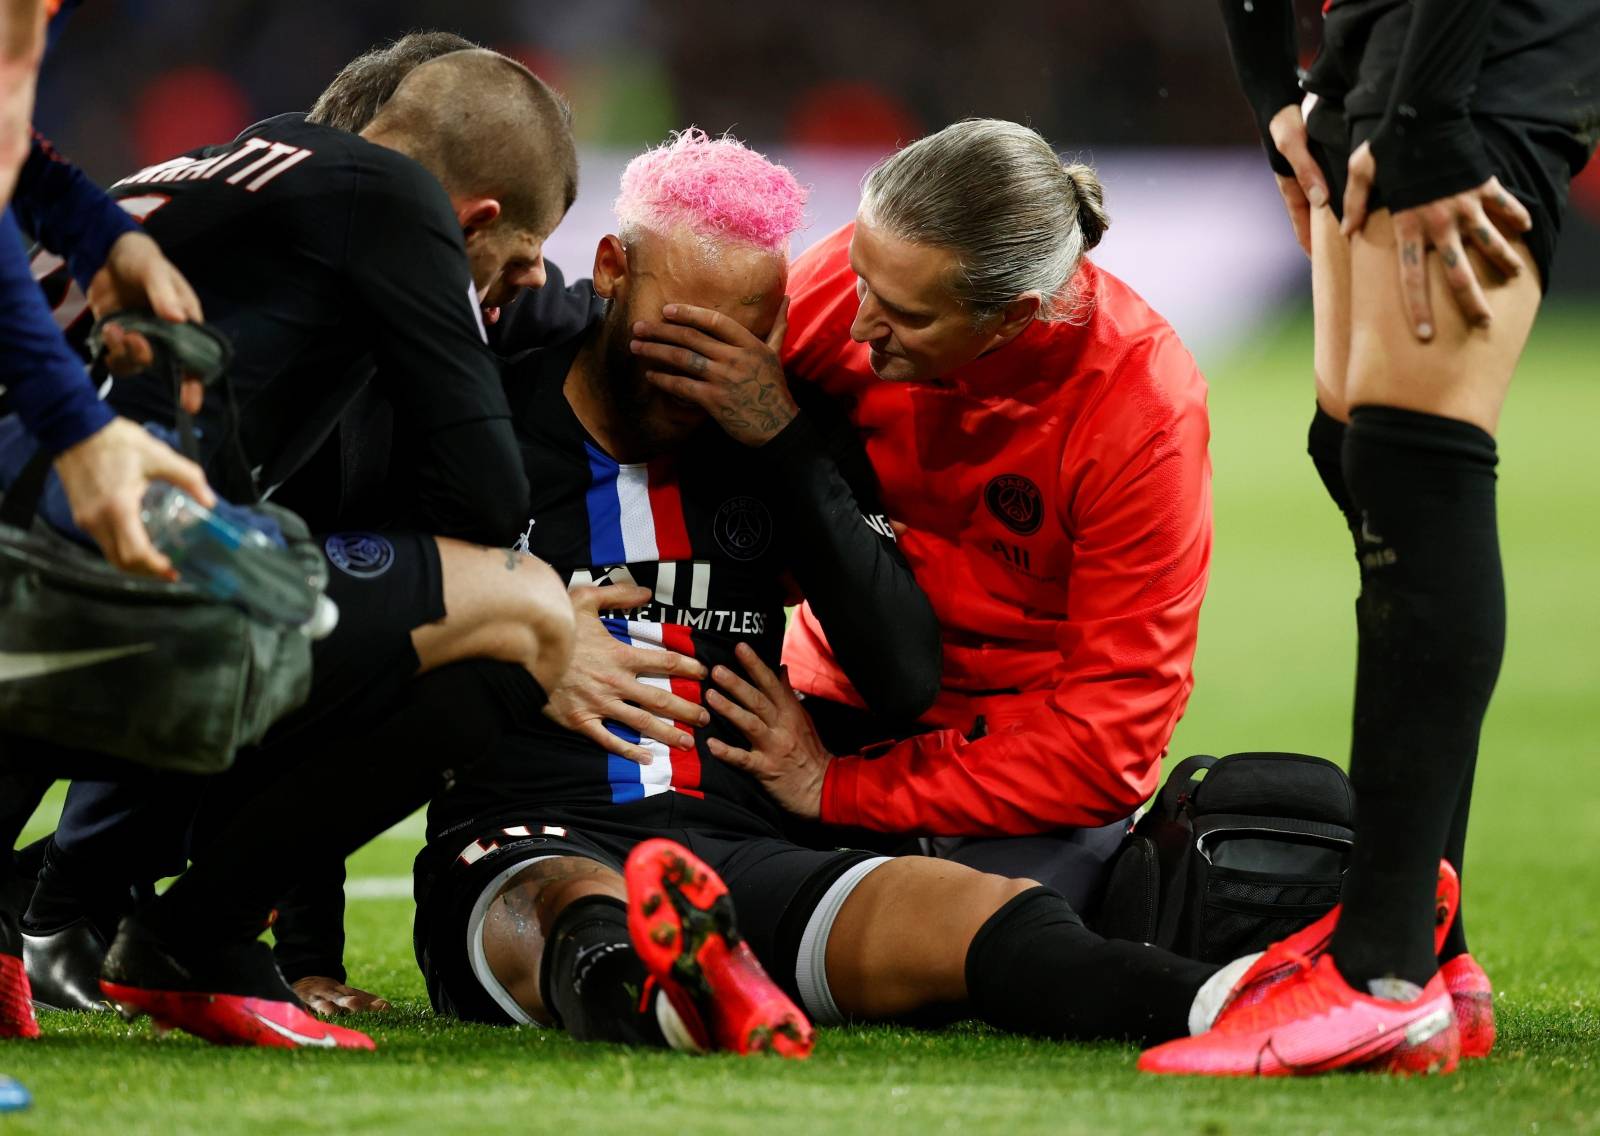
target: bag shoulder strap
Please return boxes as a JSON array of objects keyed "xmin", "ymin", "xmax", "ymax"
[
  {"xmin": 89, "ymin": 313, "xmax": 255, "ymax": 503},
  {"xmin": 0, "ymin": 448, "xmax": 53, "ymax": 530},
  {"xmin": 1156, "ymin": 753, "xmax": 1218, "ymax": 818}
]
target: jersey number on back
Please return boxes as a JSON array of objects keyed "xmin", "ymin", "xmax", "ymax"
[{"xmin": 113, "ymin": 138, "xmax": 314, "ymax": 194}]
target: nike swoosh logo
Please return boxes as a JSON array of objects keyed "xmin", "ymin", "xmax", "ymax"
[
  {"xmin": 249, "ymin": 1009, "xmax": 337, "ymax": 1048},
  {"xmin": 0, "ymin": 644, "xmax": 155, "ymax": 683}
]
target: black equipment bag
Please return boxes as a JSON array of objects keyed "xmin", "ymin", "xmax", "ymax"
[
  {"xmin": 0, "ymin": 315, "xmax": 322, "ymax": 774},
  {"xmin": 1094, "ymin": 752, "xmax": 1355, "ymax": 963}
]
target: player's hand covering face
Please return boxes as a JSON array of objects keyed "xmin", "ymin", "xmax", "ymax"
[
  {"xmin": 704, "ymin": 643, "xmax": 832, "ymax": 820},
  {"xmin": 846, "ymin": 218, "xmax": 1020, "ymax": 384},
  {"xmin": 596, "ymin": 229, "xmax": 790, "ymax": 451},
  {"xmin": 631, "ymin": 298, "xmax": 797, "ymax": 447},
  {"xmin": 1340, "ymin": 141, "xmax": 1533, "ymax": 341},
  {"xmin": 543, "ymin": 584, "xmax": 710, "ymax": 764}
]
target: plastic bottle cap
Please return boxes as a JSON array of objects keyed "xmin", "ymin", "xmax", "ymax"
[{"xmin": 302, "ymin": 595, "xmax": 340, "ymax": 640}]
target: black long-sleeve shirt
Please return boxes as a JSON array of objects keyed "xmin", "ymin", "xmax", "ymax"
[
  {"xmin": 100, "ymin": 114, "xmax": 528, "ymax": 544},
  {"xmin": 1215, "ymin": 0, "xmax": 1306, "ymax": 177},
  {"xmin": 270, "ymin": 257, "xmax": 603, "ymax": 533}
]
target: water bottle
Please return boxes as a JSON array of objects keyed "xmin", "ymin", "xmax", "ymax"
[{"xmin": 140, "ymin": 483, "xmax": 339, "ymax": 639}]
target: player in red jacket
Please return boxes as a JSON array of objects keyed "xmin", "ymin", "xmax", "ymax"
[{"xmin": 650, "ymin": 119, "xmax": 1211, "ymax": 908}]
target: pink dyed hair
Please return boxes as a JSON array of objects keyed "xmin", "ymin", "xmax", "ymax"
[{"xmin": 613, "ymin": 128, "xmax": 807, "ymax": 256}]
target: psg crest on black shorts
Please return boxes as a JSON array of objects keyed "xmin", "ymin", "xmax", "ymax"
[
  {"xmin": 713, "ymin": 496, "xmax": 773, "ymax": 561},
  {"xmin": 324, "ymin": 532, "xmax": 396, "ymax": 578},
  {"xmin": 984, "ymin": 474, "xmax": 1043, "ymax": 535}
]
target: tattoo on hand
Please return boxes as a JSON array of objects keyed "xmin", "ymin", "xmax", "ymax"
[
  {"xmin": 1443, "ymin": 248, "xmax": 1460, "ymax": 269},
  {"xmin": 723, "ymin": 371, "xmax": 795, "ymax": 438},
  {"xmin": 505, "ymin": 548, "xmax": 521, "ymax": 571},
  {"xmin": 1402, "ymin": 243, "xmax": 1421, "ymax": 266},
  {"xmin": 1476, "ymin": 226, "xmax": 1493, "ymax": 247}
]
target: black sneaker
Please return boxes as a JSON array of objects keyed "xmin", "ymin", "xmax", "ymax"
[{"xmin": 23, "ymin": 919, "xmax": 112, "ymax": 1012}]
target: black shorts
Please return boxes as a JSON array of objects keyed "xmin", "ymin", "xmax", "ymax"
[
  {"xmin": 1303, "ymin": 0, "xmax": 1600, "ymax": 288},
  {"xmin": 267, "ymin": 530, "xmax": 444, "ymax": 741},
  {"xmin": 412, "ymin": 800, "xmax": 886, "ymax": 1028}
]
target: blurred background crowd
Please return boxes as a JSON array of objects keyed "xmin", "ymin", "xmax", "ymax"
[
  {"xmin": 39, "ymin": 0, "xmax": 1328, "ymax": 170},
  {"xmin": 33, "ymin": 0, "xmax": 1600, "ymax": 326}
]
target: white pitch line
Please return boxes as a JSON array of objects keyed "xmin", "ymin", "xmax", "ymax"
[{"xmin": 345, "ymin": 877, "xmax": 413, "ymax": 900}]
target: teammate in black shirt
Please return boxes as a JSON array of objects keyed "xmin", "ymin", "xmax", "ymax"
[
  {"xmin": 1143, "ymin": 1, "xmax": 1600, "ymax": 1076},
  {"xmin": 31, "ymin": 49, "xmax": 583, "ymax": 722},
  {"xmin": 14, "ymin": 38, "xmax": 604, "ymax": 1023},
  {"xmin": 106, "ymin": 84, "xmax": 548, "ymax": 535},
  {"xmin": 3, "ymin": 49, "xmax": 589, "ymax": 1048},
  {"xmin": 84, "ymin": 107, "xmax": 581, "ymax": 727}
]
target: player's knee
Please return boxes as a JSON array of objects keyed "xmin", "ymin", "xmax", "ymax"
[
  {"xmin": 963, "ymin": 873, "xmax": 1041, "ymax": 931},
  {"xmin": 500, "ymin": 856, "xmax": 623, "ymax": 933}
]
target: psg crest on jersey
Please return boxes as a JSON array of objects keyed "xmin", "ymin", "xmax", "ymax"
[
  {"xmin": 324, "ymin": 532, "xmax": 396, "ymax": 578},
  {"xmin": 984, "ymin": 474, "xmax": 1044, "ymax": 535},
  {"xmin": 713, "ymin": 496, "xmax": 773, "ymax": 561}
]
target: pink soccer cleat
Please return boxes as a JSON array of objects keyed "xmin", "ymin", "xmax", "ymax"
[
  {"xmin": 1139, "ymin": 954, "xmax": 1459, "ymax": 1077},
  {"xmin": 1441, "ymin": 953, "xmax": 1495, "ymax": 1059},
  {"xmin": 625, "ymin": 839, "xmax": 812, "ymax": 1058}
]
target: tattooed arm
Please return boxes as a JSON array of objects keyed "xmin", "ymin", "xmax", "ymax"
[{"xmin": 629, "ymin": 299, "xmax": 797, "ymax": 446}]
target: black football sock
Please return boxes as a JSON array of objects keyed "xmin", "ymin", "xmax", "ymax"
[
  {"xmin": 964, "ymin": 886, "xmax": 1217, "ymax": 1044},
  {"xmin": 539, "ymin": 895, "xmax": 667, "ymax": 1047},
  {"xmin": 0, "ymin": 756, "xmax": 54, "ymax": 932},
  {"xmin": 1313, "ymin": 403, "xmax": 1478, "ymax": 967},
  {"xmin": 1438, "ymin": 754, "xmax": 1476, "ymax": 963},
  {"xmin": 22, "ymin": 835, "xmax": 160, "ymax": 936},
  {"xmin": 1330, "ymin": 406, "xmax": 1504, "ymax": 991},
  {"xmin": 1308, "ymin": 403, "xmax": 1359, "ymax": 541}
]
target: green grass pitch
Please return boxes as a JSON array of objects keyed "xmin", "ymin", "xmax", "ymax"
[{"xmin": 5, "ymin": 307, "xmax": 1598, "ymax": 1134}]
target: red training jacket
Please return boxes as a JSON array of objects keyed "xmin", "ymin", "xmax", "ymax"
[{"xmin": 781, "ymin": 223, "xmax": 1212, "ymax": 836}]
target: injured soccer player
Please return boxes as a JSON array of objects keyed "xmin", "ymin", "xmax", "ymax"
[{"xmin": 401, "ymin": 132, "xmax": 1231, "ymax": 1057}]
